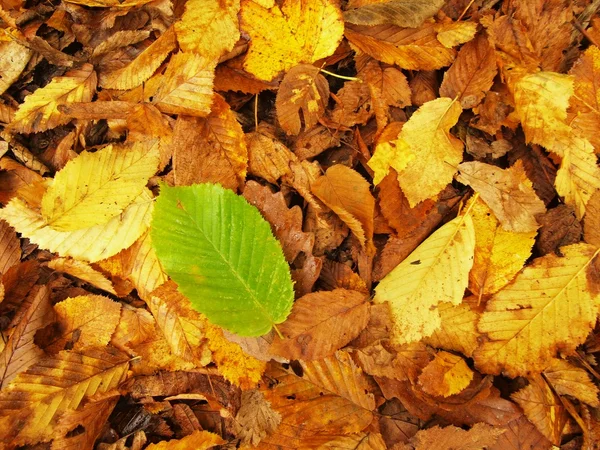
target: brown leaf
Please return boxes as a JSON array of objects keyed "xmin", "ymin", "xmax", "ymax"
[
  {"xmin": 48, "ymin": 257, "xmax": 116, "ymax": 295},
  {"xmin": 511, "ymin": 374, "xmax": 567, "ymax": 445},
  {"xmin": 536, "ymin": 205, "xmax": 582, "ymax": 256},
  {"xmin": 409, "ymin": 70, "xmax": 438, "ymax": 106},
  {"xmin": 271, "ymin": 289, "xmax": 370, "ymax": 360},
  {"xmin": 171, "ymin": 95, "xmax": 246, "ymax": 190},
  {"xmin": 0, "ymin": 157, "xmax": 44, "ymax": 205},
  {"xmin": 489, "ymin": 414, "xmax": 552, "ymax": 450},
  {"xmin": 311, "ymin": 164, "xmax": 375, "ymax": 250},
  {"xmin": 319, "ymin": 259, "xmax": 368, "ymax": 293},
  {"xmin": 331, "ymin": 79, "xmax": 373, "ymax": 127},
  {"xmin": 305, "ymin": 204, "xmax": 350, "ymax": 255},
  {"xmin": 398, "ymin": 423, "xmax": 505, "ymax": 450},
  {"xmin": 569, "ymin": 46, "xmax": 600, "ymax": 153},
  {"xmin": 276, "ymin": 64, "xmax": 329, "ymax": 135},
  {"xmin": 0, "ymin": 219, "xmax": 20, "ymax": 275},
  {"xmin": 439, "ymin": 34, "xmax": 497, "ymax": 109},
  {"xmin": 233, "ymin": 389, "xmax": 281, "ymax": 446},
  {"xmin": 358, "ymin": 58, "xmax": 411, "ymax": 110},
  {"xmin": 354, "ymin": 341, "xmax": 431, "ymax": 383},
  {"xmin": 456, "ymin": 160, "xmax": 546, "ymax": 232},
  {"xmin": 508, "ymin": 142, "xmax": 557, "ymax": 206},
  {"xmin": 344, "ymin": 0, "xmax": 445, "ymax": 28},
  {"xmin": 0, "ymin": 260, "xmax": 40, "ymax": 316},
  {"xmin": 293, "ymin": 125, "xmax": 343, "ymax": 160},
  {"xmin": 418, "ymin": 351, "xmax": 474, "ymax": 398},
  {"xmin": 584, "ymin": 189, "xmax": 600, "ymax": 247},
  {"xmin": 543, "ymin": 358, "xmax": 599, "ymax": 407},
  {"xmin": 246, "ymin": 125, "xmax": 295, "ymax": 184}
]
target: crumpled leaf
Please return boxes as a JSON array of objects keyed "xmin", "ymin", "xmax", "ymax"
[
  {"xmin": 240, "ymin": 0, "xmax": 344, "ymax": 81},
  {"xmin": 418, "ymin": 351, "xmax": 474, "ymax": 398},
  {"xmin": 457, "ymin": 161, "xmax": 546, "ymax": 233},
  {"xmin": 543, "ymin": 358, "xmax": 599, "ymax": 407},
  {"xmin": 474, "ymin": 243, "xmax": 600, "ymax": 377},
  {"xmin": 174, "ymin": 0, "xmax": 240, "ymax": 61},
  {"xmin": 276, "ymin": 64, "xmax": 329, "ymax": 135},
  {"xmin": 271, "ymin": 289, "xmax": 370, "ymax": 360},
  {"xmin": 374, "ymin": 197, "xmax": 475, "ymax": 344},
  {"xmin": 8, "ymin": 64, "xmax": 96, "ymax": 134},
  {"xmin": 344, "ymin": 0, "xmax": 445, "ymax": 28},
  {"xmin": 311, "ymin": 164, "xmax": 375, "ymax": 250},
  {"xmin": 233, "ymin": 389, "xmax": 281, "ymax": 446},
  {"xmin": 41, "ymin": 140, "xmax": 159, "ymax": 231},
  {"xmin": 151, "ymin": 183, "xmax": 294, "ymax": 336}
]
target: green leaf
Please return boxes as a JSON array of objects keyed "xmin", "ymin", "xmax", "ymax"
[{"xmin": 151, "ymin": 183, "xmax": 294, "ymax": 336}]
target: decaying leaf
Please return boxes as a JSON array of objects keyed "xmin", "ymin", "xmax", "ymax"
[{"xmin": 233, "ymin": 389, "xmax": 281, "ymax": 446}]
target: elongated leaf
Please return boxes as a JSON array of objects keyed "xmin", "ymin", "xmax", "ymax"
[
  {"xmin": 41, "ymin": 140, "xmax": 159, "ymax": 231},
  {"xmin": 344, "ymin": 0, "xmax": 445, "ymax": 28},
  {"xmin": 151, "ymin": 183, "xmax": 294, "ymax": 336}
]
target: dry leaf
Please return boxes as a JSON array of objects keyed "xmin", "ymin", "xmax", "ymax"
[
  {"xmin": 435, "ymin": 21, "xmax": 478, "ymax": 48},
  {"xmin": 0, "ymin": 219, "xmax": 20, "ymax": 275},
  {"xmin": 233, "ymin": 389, "xmax": 281, "ymax": 446},
  {"xmin": 344, "ymin": 0, "xmax": 444, "ymax": 28},
  {"xmin": 145, "ymin": 430, "xmax": 225, "ymax": 450},
  {"xmin": 543, "ymin": 358, "xmax": 599, "ymax": 407},
  {"xmin": 398, "ymin": 423, "xmax": 505, "ymax": 450},
  {"xmin": 48, "ymin": 257, "xmax": 117, "ymax": 295}
]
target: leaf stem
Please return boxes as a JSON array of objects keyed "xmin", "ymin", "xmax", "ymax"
[
  {"xmin": 320, "ymin": 68, "xmax": 361, "ymax": 82},
  {"xmin": 272, "ymin": 324, "xmax": 284, "ymax": 339}
]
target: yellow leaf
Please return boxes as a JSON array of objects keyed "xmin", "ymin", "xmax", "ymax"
[
  {"xmin": 240, "ymin": 0, "xmax": 344, "ymax": 81},
  {"xmin": 435, "ymin": 21, "xmax": 478, "ymax": 48},
  {"xmin": 311, "ymin": 164, "xmax": 375, "ymax": 250},
  {"xmin": 275, "ymin": 64, "xmax": 329, "ymax": 135},
  {"xmin": 0, "ymin": 183, "xmax": 154, "ymax": 263},
  {"xmin": 393, "ymin": 97, "xmax": 462, "ymax": 207},
  {"xmin": 146, "ymin": 430, "xmax": 225, "ymax": 450},
  {"xmin": 418, "ymin": 351, "xmax": 474, "ymax": 397},
  {"xmin": 47, "ymin": 295, "xmax": 121, "ymax": 352},
  {"xmin": 111, "ymin": 304, "xmax": 156, "ymax": 352},
  {"xmin": 0, "ymin": 346, "xmax": 129, "ymax": 445},
  {"xmin": 368, "ymin": 123, "xmax": 415, "ymax": 185},
  {"xmin": 422, "ymin": 300, "xmax": 480, "ymax": 358},
  {"xmin": 48, "ymin": 257, "xmax": 116, "ymax": 295},
  {"xmin": 0, "ymin": 37, "xmax": 32, "ymax": 95},
  {"xmin": 41, "ymin": 140, "xmax": 159, "ymax": 231},
  {"xmin": 543, "ymin": 359, "xmax": 599, "ymax": 407},
  {"xmin": 175, "ymin": 0, "xmax": 240, "ymax": 61},
  {"xmin": 149, "ymin": 52, "xmax": 217, "ymax": 117},
  {"xmin": 345, "ymin": 21, "xmax": 456, "ymax": 70},
  {"xmin": 468, "ymin": 198, "xmax": 536, "ymax": 298},
  {"xmin": 374, "ymin": 197, "xmax": 475, "ymax": 344},
  {"xmin": 511, "ymin": 374, "xmax": 566, "ymax": 445},
  {"xmin": 457, "ymin": 160, "xmax": 545, "ymax": 233},
  {"xmin": 9, "ymin": 64, "xmax": 96, "ymax": 133},
  {"xmin": 100, "ymin": 27, "xmax": 176, "ymax": 90},
  {"xmin": 474, "ymin": 243, "xmax": 600, "ymax": 377},
  {"xmin": 146, "ymin": 281, "xmax": 212, "ymax": 368}
]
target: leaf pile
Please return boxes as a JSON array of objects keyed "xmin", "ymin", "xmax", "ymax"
[{"xmin": 2, "ymin": 0, "xmax": 600, "ymax": 449}]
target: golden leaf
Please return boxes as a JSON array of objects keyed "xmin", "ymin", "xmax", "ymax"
[
  {"xmin": 584, "ymin": 189, "xmax": 600, "ymax": 247},
  {"xmin": 457, "ymin": 161, "xmax": 546, "ymax": 233},
  {"xmin": 0, "ymin": 287, "xmax": 52, "ymax": 389},
  {"xmin": 100, "ymin": 27, "xmax": 176, "ymax": 90},
  {"xmin": 303, "ymin": 432, "xmax": 387, "ymax": 449},
  {"xmin": 435, "ymin": 21, "xmax": 478, "ymax": 48},
  {"xmin": 48, "ymin": 257, "xmax": 116, "ymax": 295},
  {"xmin": 468, "ymin": 198, "xmax": 536, "ymax": 298},
  {"xmin": 393, "ymin": 97, "xmax": 462, "ymax": 206},
  {"xmin": 422, "ymin": 300, "xmax": 480, "ymax": 358},
  {"xmin": 46, "ymin": 295, "xmax": 121, "ymax": 353},
  {"xmin": 271, "ymin": 289, "xmax": 370, "ymax": 360},
  {"xmin": 474, "ymin": 243, "xmax": 600, "ymax": 377},
  {"xmin": 111, "ymin": 305, "xmax": 156, "ymax": 352},
  {"xmin": 41, "ymin": 140, "xmax": 159, "ymax": 231},
  {"xmin": 146, "ymin": 430, "xmax": 225, "ymax": 450},
  {"xmin": 0, "ymin": 346, "xmax": 129, "ymax": 445},
  {"xmin": 0, "ymin": 219, "xmax": 20, "ymax": 275},
  {"xmin": 402, "ymin": 423, "xmax": 505, "ymax": 450},
  {"xmin": 374, "ymin": 196, "xmax": 475, "ymax": 344},
  {"xmin": 543, "ymin": 359, "xmax": 599, "ymax": 407},
  {"xmin": 146, "ymin": 281, "xmax": 212, "ymax": 368},
  {"xmin": 9, "ymin": 64, "xmax": 96, "ymax": 134},
  {"xmin": 418, "ymin": 351, "xmax": 474, "ymax": 398},
  {"xmin": 175, "ymin": 0, "xmax": 240, "ymax": 61},
  {"xmin": 345, "ymin": 21, "xmax": 456, "ymax": 71},
  {"xmin": 511, "ymin": 374, "xmax": 566, "ymax": 445},
  {"xmin": 0, "ymin": 184, "xmax": 154, "ymax": 263},
  {"xmin": 311, "ymin": 164, "xmax": 375, "ymax": 250},
  {"xmin": 368, "ymin": 122, "xmax": 415, "ymax": 185},
  {"xmin": 240, "ymin": 0, "xmax": 344, "ymax": 81},
  {"xmin": 275, "ymin": 64, "xmax": 329, "ymax": 135},
  {"xmin": 149, "ymin": 52, "xmax": 217, "ymax": 117}
]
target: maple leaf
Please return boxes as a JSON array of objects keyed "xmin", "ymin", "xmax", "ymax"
[
  {"xmin": 374, "ymin": 196, "xmax": 475, "ymax": 344},
  {"xmin": 474, "ymin": 243, "xmax": 600, "ymax": 377},
  {"xmin": 276, "ymin": 64, "xmax": 329, "ymax": 135},
  {"xmin": 240, "ymin": 0, "xmax": 344, "ymax": 81},
  {"xmin": 8, "ymin": 64, "xmax": 96, "ymax": 134}
]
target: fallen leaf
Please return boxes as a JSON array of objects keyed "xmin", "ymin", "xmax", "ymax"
[
  {"xmin": 145, "ymin": 430, "xmax": 225, "ymax": 450},
  {"xmin": 276, "ymin": 64, "xmax": 329, "ymax": 135},
  {"xmin": 418, "ymin": 351, "xmax": 473, "ymax": 398},
  {"xmin": 271, "ymin": 289, "xmax": 370, "ymax": 360},
  {"xmin": 543, "ymin": 358, "xmax": 600, "ymax": 407},
  {"xmin": 233, "ymin": 389, "xmax": 281, "ymax": 446},
  {"xmin": 343, "ymin": 0, "xmax": 445, "ymax": 28},
  {"xmin": 246, "ymin": 125, "xmax": 295, "ymax": 184},
  {"xmin": 398, "ymin": 423, "xmax": 505, "ymax": 450},
  {"xmin": 474, "ymin": 243, "xmax": 600, "ymax": 377},
  {"xmin": 48, "ymin": 257, "xmax": 117, "ymax": 295},
  {"xmin": 457, "ymin": 161, "xmax": 546, "ymax": 233},
  {"xmin": 435, "ymin": 21, "xmax": 478, "ymax": 48},
  {"xmin": 536, "ymin": 205, "xmax": 582, "ymax": 256},
  {"xmin": 240, "ymin": 0, "xmax": 344, "ymax": 81},
  {"xmin": 584, "ymin": 189, "xmax": 600, "ymax": 247},
  {"xmin": 0, "ymin": 220, "xmax": 20, "ymax": 275},
  {"xmin": 489, "ymin": 414, "xmax": 552, "ymax": 450}
]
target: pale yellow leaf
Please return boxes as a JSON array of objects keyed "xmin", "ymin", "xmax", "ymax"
[
  {"xmin": 374, "ymin": 197, "xmax": 475, "ymax": 344},
  {"xmin": 475, "ymin": 243, "xmax": 600, "ymax": 377},
  {"xmin": 41, "ymin": 140, "xmax": 159, "ymax": 231},
  {"xmin": 0, "ymin": 38, "xmax": 32, "ymax": 96},
  {"xmin": 422, "ymin": 300, "xmax": 480, "ymax": 357},
  {"xmin": 48, "ymin": 257, "xmax": 116, "ymax": 295},
  {"xmin": 435, "ymin": 21, "xmax": 477, "ymax": 48}
]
